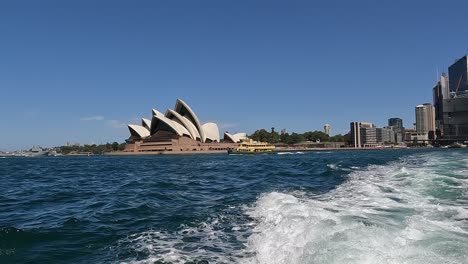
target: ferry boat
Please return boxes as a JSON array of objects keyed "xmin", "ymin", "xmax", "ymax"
[
  {"xmin": 23, "ymin": 147, "xmax": 50, "ymax": 157},
  {"xmin": 228, "ymin": 139, "xmax": 275, "ymax": 154}
]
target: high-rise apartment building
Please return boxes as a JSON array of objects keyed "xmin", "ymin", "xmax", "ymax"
[
  {"xmin": 415, "ymin": 103, "xmax": 436, "ymax": 139},
  {"xmin": 324, "ymin": 124, "xmax": 331, "ymax": 136},
  {"xmin": 449, "ymin": 55, "xmax": 468, "ymax": 94}
]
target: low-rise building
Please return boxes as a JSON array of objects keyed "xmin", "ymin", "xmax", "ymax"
[
  {"xmin": 350, "ymin": 122, "xmax": 378, "ymax": 148},
  {"xmin": 351, "ymin": 122, "xmax": 397, "ymax": 148},
  {"xmin": 377, "ymin": 127, "xmax": 395, "ymax": 144}
]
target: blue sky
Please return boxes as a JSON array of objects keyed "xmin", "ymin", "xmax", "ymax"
[{"xmin": 1, "ymin": 0, "xmax": 468, "ymax": 150}]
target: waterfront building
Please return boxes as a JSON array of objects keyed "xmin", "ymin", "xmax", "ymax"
[
  {"xmin": 415, "ymin": 103, "xmax": 436, "ymax": 140},
  {"xmin": 324, "ymin": 124, "xmax": 331, "ymax": 136},
  {"xmin": 449, "ymin": 55, "xmax": 468, "ymax": 94},
  {"xmin": 124, "ymin": 99, "xmax": 243, "ymax": 153},
  {"xmin": 395, "ymin": 131, "xmax": 403, "ymax": 143},
  {"xmin": 350, "ymin": 122, "xmax": 361, "ymax": 148},
  {"xmin": 388, "ymin": 117, "xmax": 404, "ymax": 143},
  {"xmin": 404, "ymin": 129, "xmax": 421, "ymax": 142},
  {"xmin": 350, "ymin": 122, "xmax": 378, "ymax": 148},
  {"xmin": 377, "ymin": 127, "xmax": 395, "ymax": 144},
  {"xmin": 433, "ymin": 73, "xmax": 449, "ymax": 136},
  {"xmin": 442, "ymin": 96, "xmax": 468, "ymax": 140}
]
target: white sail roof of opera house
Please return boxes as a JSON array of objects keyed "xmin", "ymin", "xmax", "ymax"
[
  {"xmin": 141, "ymin": 118, "xmax": 151, "ymax": 131},
  {"xmin": 151, "ymin": 112, "xmax": 192, "ymax": 138},
  {"xmin": 201, "ymin": 123, "xmax": 220, "ymax": 142},
  {"xmin": 128, "ymin": 124, "xmax": 150, "ymax": 138},
  {"xmin": 127, "ymin": 99, "xmax": 242, "ymax": 143},
  {"xmin": 224, "ymin": 132, "xmax": 247, "ymax": 143},
  {"xmin": 173, "ymin": 99, "xmax": 206, "ymax": 142},
  {"xmin": 165, "ymin": 109, "xmax": 201, "ymax": 141},
  {"xmin": 149, "ymin": 109, "xmax": 165, "ymax": 135}
]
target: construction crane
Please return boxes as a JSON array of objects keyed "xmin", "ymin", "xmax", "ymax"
[{"xmin": 455, "ymin": 76, "xmax": 463, "ymax": 93}]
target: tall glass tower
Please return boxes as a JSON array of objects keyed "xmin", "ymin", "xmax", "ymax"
[
  {"xmin": 388, "ymin": 118, "xmax": 403, "ymax": 132},
  {"xmin": 449, "ymin": 55, "xmax": 468, "ymax": 94}
]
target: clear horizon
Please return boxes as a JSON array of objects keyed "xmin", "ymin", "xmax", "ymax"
[{"xmin": 1, "ymin": 0, "xmax": 468, "ymax": 151}]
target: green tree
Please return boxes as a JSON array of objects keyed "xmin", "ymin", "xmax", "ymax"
[
  {"xmin": 288, "ymin": 133, "xmax": 305, "ymax": 144},
  {"xmin": 118, "ymin": 143, "xmax": 126, "ymax": 151},
  {"xmin": 343, "ymin": 132, "xmax": 352, "ymax": 145},
  {"xmin": 250, "ymin": 129, "xmax": 270, "ymax": 142},
  {"xmin": 330, "ymin": 134, "xmax": 345, "ymax": 142},
  {"xmin": 280, "ymin": 133, "xmax": 290, "ymax": 144},
  {"xmin": 59, "ymin": 142, "xmax": 126, "ymax": 154},
  {"xmin": 268, "ymin": 127, "xmax": 280, "ymax": 144},
  {"xmin": 112, "ymin": 142, "xmax": 119, "ymax": 151},
  {"xmin": 303, "ymin": 131, "xmax": 330, "ymax": 142}
]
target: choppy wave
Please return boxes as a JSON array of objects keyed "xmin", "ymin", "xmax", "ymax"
[
  {"xmin": 118, "ymin": 210, "xmax": 254, "ymax": 264},
  {"xmin": 3, "ymin": 151, "xmax": 467, "ymax": 263},
  {"xmin": 120, "ymin": 152, "xmax": 468, "ymax": 264},
  {"xmin": 326, "ymin": 163, "xmax": 355, "ymax": 172}
]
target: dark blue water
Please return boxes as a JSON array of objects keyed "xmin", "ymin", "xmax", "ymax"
[{"xmin": 1, "ymin": 149, "xmax": 467, "ymax": 264}]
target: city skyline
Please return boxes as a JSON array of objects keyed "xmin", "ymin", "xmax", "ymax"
[{"xmin": 1, "ymin": 1, "xmax": 468, "ymax": 150}]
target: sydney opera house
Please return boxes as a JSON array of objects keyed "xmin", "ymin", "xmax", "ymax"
[{"xmin": 123, "ymin": 99, "xmax": 247, "ymax": 154}]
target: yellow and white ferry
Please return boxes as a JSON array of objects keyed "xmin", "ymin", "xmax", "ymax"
[{"xmin": 228, "ymin": 139, "xmax": 275, "ymax": 154}]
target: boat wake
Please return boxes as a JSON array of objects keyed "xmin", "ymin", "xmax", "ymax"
[
  {"xmin": 118, "ymin": 211, "xmax": 254, "ymax": 264},
  {"xmin": 119, "ymin": 152, "xmax": 468, "ymax": 264},
  {"xmin": 242, "ymin": 153, "xmax": 468, "ymax": 264},
  {"xmin": 276, "ymin": 152, "xmax": 304, "ymax": 155}
]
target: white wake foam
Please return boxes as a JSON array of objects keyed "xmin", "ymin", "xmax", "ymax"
[
  {"xmin": 118, "ymin": 215, "xmax": 253, "ymax": 264},
  {"xmin": 242, "ymin": 152, "xmax": 468, "ymax": 264},
  {"xmin": 119, "ymin": 152, "xmax": 468, "ymax": 264}
]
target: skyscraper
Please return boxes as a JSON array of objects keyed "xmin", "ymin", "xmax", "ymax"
[
  {"xmin": 449, "ymin": 55, "xmax": 468, "ymax": 94},
  {"xmin": 388, "ymin": 118, "xmax": 403, "ymax": 132},
  {"xmin": 388, "ymin": 117, "xmax": 404, "ymax": 143},
  {"xmin": 415, "ymin": 103, "xmax": 436, "ymax": 139},
  {"xmin": 433, "ymin": 73, "xmax": 449, "ymax": 136},
  {"xmin": 443, "ymin": 55, "xmax": 468, "ymax": 140}
]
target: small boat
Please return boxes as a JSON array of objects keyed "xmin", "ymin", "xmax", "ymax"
[{"xmin": 228, "ymin": 139, "xmax": 275, "ymax": 154}]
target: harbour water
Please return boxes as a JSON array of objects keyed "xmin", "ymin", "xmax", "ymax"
[{"xmin": 0, "ymin": 149, "xmax": 467, "ymax": 263}]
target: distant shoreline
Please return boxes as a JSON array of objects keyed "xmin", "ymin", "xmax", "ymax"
[
  {"xmin": 1, "ymin": 146, "xmax": 460, "ymax": 157},
  {"xmin": 103, "ymin": 146, "xmax": 432, "ymax": 156}
]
